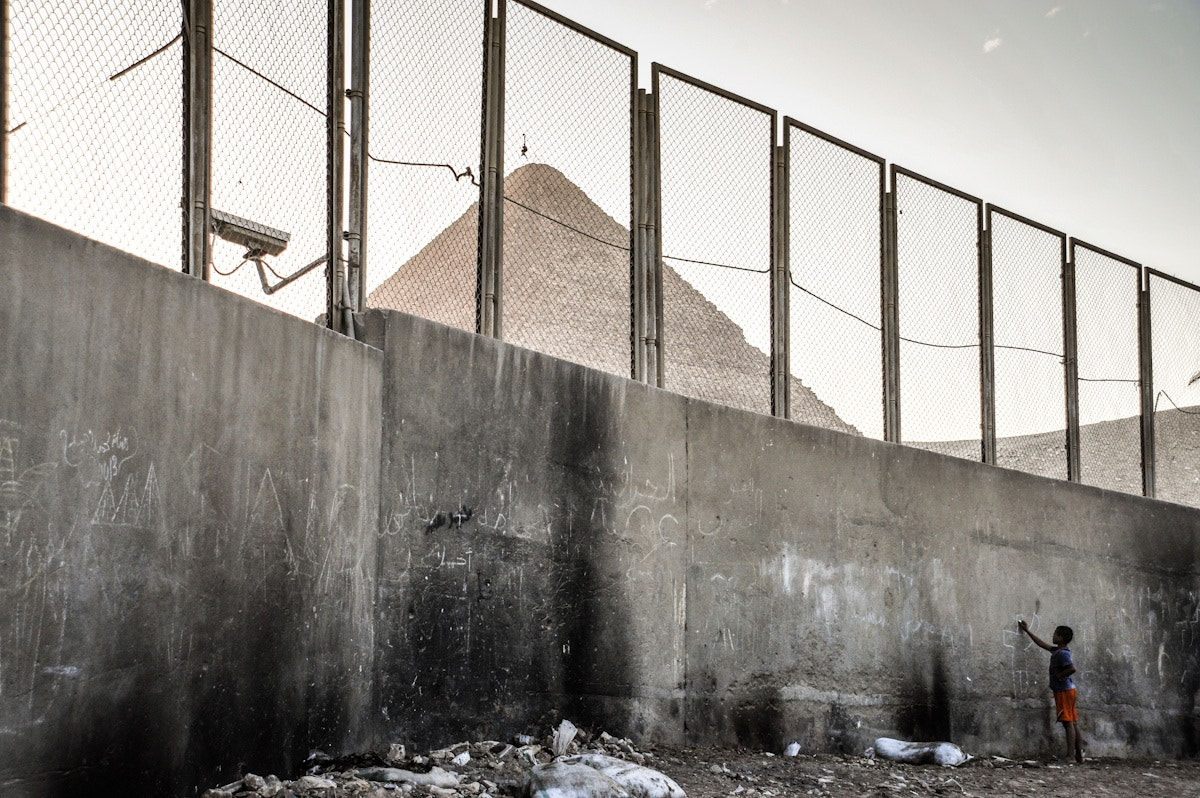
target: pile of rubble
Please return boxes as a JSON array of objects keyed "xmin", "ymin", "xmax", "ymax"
[{"xmin": 201, "ymin": 724, "xmax": 679, "ymax": 798}]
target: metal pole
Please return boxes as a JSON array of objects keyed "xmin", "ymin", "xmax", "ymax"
[
  {"xmin": 1139, "ymin": 270, "xmax": 1156, "ymax": 498},
  {"xmin": 327, "ymin": 0, "xmax": 347, "ymax": 333},
  {"xmin": 649, "ymin": 80, "xmax": 663, "ymax": 387},
  {"xmin": 347, "ymin": 0, "xmax": 369, "ymax": 313},
  {"xmin": 1, "ymin": 0, "xmax": 9, "ymax": 204},
  {"xmin": 771, "ymin": 139, "xmax": 790, "ymax": 419},
  {"xmin": 632, "ymin": 89, "xmax": 647, "ymax": 382},
  {"xmin": 477, "ymin": 1, "xmax": 506, "ymax": 339},
  {"xmin": 979, "ymin": 207, "xmax": 996, "ymax": 463},
  {"xmin": 183, "ymin": 0, "xmax": 213, "ymax": 279},
  {"xmin": 881, "ymin": 173, "xmax": 901, "ymax": 443},
  {"xmin": 1062, "ymin": 242, "xmax": 1081, "ymax": 482}
]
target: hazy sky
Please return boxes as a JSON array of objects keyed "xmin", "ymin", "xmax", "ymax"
[{"xmin": 542, "ymin": 0, "xmax": 1200, "ymax": 284}]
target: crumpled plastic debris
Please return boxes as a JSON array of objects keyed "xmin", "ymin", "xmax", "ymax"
[
  {"xmin": 871, "ymin": 737, "xmax": 971, "ymax": 767},
  {"xmin": 559, "ymin": 753, "xmax": 686, "ymax": 798}
]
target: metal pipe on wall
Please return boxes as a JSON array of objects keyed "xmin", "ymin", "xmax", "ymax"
[
  {"xmin": 326, "ymin": 0, "xmax": 347, "ymax": 333},
  {"xmin": 1061, "ymin": 241, "xmax": 1081, "ymax": 482},
  {"xmin": 477, "ymin": 1, "xmax": 506, "ymax": 339},
  {"xmin": 771, "ymin": 140, "xmax": 790, "ymax": 419},
  {"xmin": 1, "ymin": 0, "xmax": 8, "ymax": 204},
  {"xmin": 980, "ymin": 209, "xmax": 996, "ymax": 464},
  {"xmin": 1139, "ymin": 271, "xmax": 1156, "ymax": 498},
  {"xmin": 881, "ymin": 182, "xmax": 901, "ymax": 443},
  {"xmin": 632, "ymin": 89, "xmax": 648, "ymax": 382},
  {"xmin": 346, "ymin": 0, "xmax": 369, "ymax": 314},
  {"xmin": 648, "ymin": 86, "xmax": 663, "ymax": 387},
  {"xmin": 183, "ymin": 0, "xmax": 214, "ymax": 280}
]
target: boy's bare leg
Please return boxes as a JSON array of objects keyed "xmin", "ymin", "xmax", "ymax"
[{"xmin": 1064, "ymin": 722, "xmax": 1082, "ymax": 763}]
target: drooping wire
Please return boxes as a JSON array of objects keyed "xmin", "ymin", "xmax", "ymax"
[
  {"xmin": 1155, "ymin": 391, "xmax": 1200, "ymax": 415},
  {"xmin": 196, "ymin": 55, "xmax": 1162, "ymax": 386},
  {"xmin": 6, "ymin": 33, "xmax": 183, "ymax": 135}
]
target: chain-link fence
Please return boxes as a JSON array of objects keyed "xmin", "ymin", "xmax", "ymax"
[
  {"xmin": 6, "ymin": 0, "xmax": 183, "ymax": 270},
  {"xmin": 7, "ymin": 0, "xmax": 1200, "ymax": 506},
  {"xmin": 892, "ymin": 168, "xmax": 983, "ymax": 460},
  {"xmin": 1148, "ymin": 270, "xmax": 1200, "ymax": 505},
  {"xmin": 498, "ymin": 0, "xmax": 635, "ymax": 377},
  {"xmin": 654, "ymin": 66, "xmax": 775, "ymax": 416},
  {"xmin": 988, "ymin": 208, "xmax": 1069, "ymax": 480},
  {"xmin": 1072, "ymin": 242, "xmax": 1143, "ymax": 495},
  {"xmin": 786, "ymin": 121, "xmax": 884, "ymax": 439},
  {"xmin": 209, "ymin": 0, "xmax": 330, "ymax": 322},
  {"xmin": 364, "ymin": 0, "xmax": 484, "ymax": 333}
]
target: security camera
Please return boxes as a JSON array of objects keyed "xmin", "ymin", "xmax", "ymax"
[{"xmin": 211, "ymin": 208, "xmax": 290, "ymax": 258}]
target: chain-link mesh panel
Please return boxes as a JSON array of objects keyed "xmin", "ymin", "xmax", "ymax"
[
  {"xmin": 787, "ymin": 125, "xmax": 883, "ymax": 438},
  {"xmin": 209, "ymin": 0, "xmax": 328, "ymax": 322},
  {"xmin": 656, "ymin": 70, "xmax": 773, "ymax": 415},
  {"xmin": 364, "ymin": 0, "xmax": 484, "ymax": 333},
  {"xmin": 1148, "ymin": 272, "xmax": 1200, "ymax": 507},
  {"xmin": 497, "ymin": 2, "xmax": 634, "ymax": 376},
  {"xmin": 893, "ymin": 170, "xmax": 981, "ymax": 460},
  {"xmin": 7, "ymin": 0, "xmax": 183, "ymax": 269},
  {"xmin": 1072, "ymin": 243, "xmax": 1142, "ymax": 494},
  {"xmin": 989, "ymin": 210, "xmax": 1067, "ymax": 480}
]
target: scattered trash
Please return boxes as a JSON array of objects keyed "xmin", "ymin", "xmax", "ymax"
[
  {"xmin": 783, "ymin": 741, "xmax": 801, "ymax": 757},
  {"xmin": 553, "ymin": 719, "xmax": 580, "ymax": 757},
  {"xmin": 526, "ymin": 760, "xmax": 633, "ymax": 798},
  {"xmin": 872, "ymin": 737, "xmax": 971, "ymax": 767},
  {"xmin": 353, "ymin": 765, "xmax": 460, "ymax": 787},
  {"xmin": 560, "ymin": 753, "xmax": 686, "ymax": 798}
]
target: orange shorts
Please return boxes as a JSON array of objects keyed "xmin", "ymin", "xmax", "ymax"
[{"xmin": 1054, "ymin": 688, "xmax": 1078, "ymax": 723}]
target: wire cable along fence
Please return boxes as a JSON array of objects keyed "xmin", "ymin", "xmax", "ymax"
[{"xmin": 4, "ymin": 0, "xmax": 1200, "ymax": 507}]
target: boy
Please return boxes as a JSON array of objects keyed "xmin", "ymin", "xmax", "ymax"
[{"xmin": 1018, "ymin": 619, "xmax": 1083, "ymax": 763}]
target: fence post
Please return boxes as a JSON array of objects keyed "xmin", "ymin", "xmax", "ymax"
[
  {"xmin": 633, "ymin": 88, "xmax": 662, "ymax": 386},
  {"xmin": 980, "ymin": 208, "xmax": 996, "ymax": 463},
  {"xmin": 477, "ymin": 0, "xmax": 506, "ymax": 339},
  {"xmin": 882, "ymin": 173, "xmax": 901, "ymax": 443},
  {"xmin": 1, "ymin": 0, "xmax": 8, "ymax": 204},
  {"xmin": 346, "ymin": 0, "xmax": 369, "ymax": 315},
  {"xmin": 771, "ymin": 138, "xmax": 790, "ymax": 419},
  {"xmin": 326, "ymin": 0, "xmax": 347, "ymax": 333},
  {"xmin": 1139, "ymin": 271, "xmax": 1156, "ymax": 498},
  {"xmin": 183, "ymin": 0, "xmax": 214, "ymax": 279},
  {"xmin": 632, "ymin": 89, "xmax": 647, "ymax": 382},
  {"xmin": 648, "ymin": 82, "xmax": 664, "ymax": 387},
  {"xmin": 1062, "ymin": 242, "xmax": 1081, "ymax": 482}
]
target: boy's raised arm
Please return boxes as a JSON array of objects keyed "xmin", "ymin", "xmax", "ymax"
[{"xmin": 1018, "ymin": 620, "xmax": 1056, "ymax": 651}]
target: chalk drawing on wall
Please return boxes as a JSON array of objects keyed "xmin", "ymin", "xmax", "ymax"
[
  {"xmin": 61, "ymin": 428, "xmax": 160, "ymax": 528},
  {"xmin": 0, "ymin": 420, "xmax": 58, "ymax": 534}
]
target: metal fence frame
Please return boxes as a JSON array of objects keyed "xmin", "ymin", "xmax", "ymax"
[
  {"xmin": 782, "ymin": 118, "xmax": 887, "ymax": 437},
  {"xmin": 889, "ymin": 165, "xmax": 985, "ymax": 457},
  {"xmin": 651, "ymin": 62, "xmax": 779, "ymax": 415},
  {"xmin": 985, "ymin": 204, "xmax": 1070, "ymax": 480}
]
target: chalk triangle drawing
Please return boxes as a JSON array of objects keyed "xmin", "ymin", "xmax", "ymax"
[
  {"xmin": 248, "ymin": 468, "xmax": 286, "ymax": 537},
  {"xmin": 92, "ymin": 479, "xmax": 117, "ymax": 524}
]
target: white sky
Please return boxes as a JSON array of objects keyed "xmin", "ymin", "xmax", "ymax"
[{"xmin": 542, "ymin": 0, "xmax": 1200, "ymax": 283}]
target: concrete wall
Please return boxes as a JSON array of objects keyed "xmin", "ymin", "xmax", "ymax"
[
  {"xmin": 366, "ymin": 311, "xmax": 1200, "ymax": 760},
  {"xmin": 2, "ymin": 205, "xmax": 1199, "ymax": 795},
  {"xmin": 1, "ymin": 208, "xmax": 382, "ymax": 796}
]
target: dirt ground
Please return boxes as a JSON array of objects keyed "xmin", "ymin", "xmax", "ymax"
[
  {"xmin": 204, "ymin": 735, "xmax": 1200, "ymax": 798},
  {"xmin": 648, "ymin": 746, "xmax": 1200, "ymax": 798}
]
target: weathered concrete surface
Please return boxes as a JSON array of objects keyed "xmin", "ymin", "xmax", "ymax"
[
  {"xmin": 683, "ymin": 399, "xmax": 1200, "ymax": 758},
  {"xmin": 0, "ymin": 207, "xmax": 382, "ymax": 796},
  {"xmin": 363, "ymin": 310, "xmax": 686, "ymax": 748},
  {"xmin": 3, "ymin": 203, "xmax": 1200, "ymax": 796}
]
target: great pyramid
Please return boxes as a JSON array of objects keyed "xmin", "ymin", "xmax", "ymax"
[{"xmin": 369, "ymin": 162, "xmax": 859, "ymax": 435}]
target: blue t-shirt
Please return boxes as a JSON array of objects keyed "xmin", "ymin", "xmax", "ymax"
[{"xmin": 1049, "ymin": 647, "xmax": 1075, "ymax": 692}]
